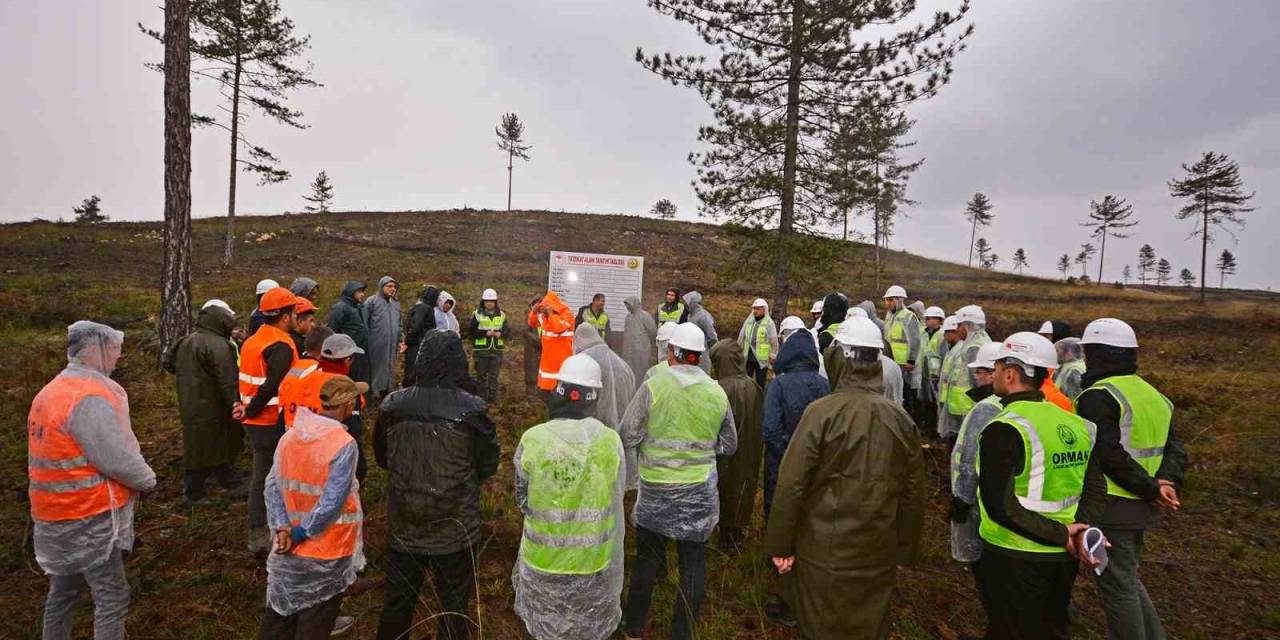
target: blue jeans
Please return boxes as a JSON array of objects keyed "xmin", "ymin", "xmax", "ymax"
[{"xmin": 624, "ymin": 526, "xmax": 707, "ymax": 640}]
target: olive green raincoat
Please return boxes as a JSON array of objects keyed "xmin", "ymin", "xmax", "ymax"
[
  {"xmin": 709, "ymin": 339, "xmax": 764, "ymax": 535},
  {"xmin": 163, "ymin": 306, "xmax": 244, "ymax": 471}
]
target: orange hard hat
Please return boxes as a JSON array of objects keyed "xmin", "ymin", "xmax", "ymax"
[
  {"xmin": 293, "ymin": 297, "xmax": 317, "ymax": 316},
  {"xmin": 259, "ymin": 287, "xmax": 298, "ymax": 313}
]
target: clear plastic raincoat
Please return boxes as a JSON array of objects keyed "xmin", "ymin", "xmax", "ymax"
[
  {"xmin": 573, "ymin": 324, "xmax": 637, "ymax": 431},
  {"xmin": 622, "ymin": 296, "xmax": 657, "ymax": 385},
  {"xmin": 1053, "ymin": 337, "xmax": 1087, "ymax": 400},
  {"xmin": 434, "ymin": 290, "xmax": 460, "ymax": 336},
  {"xmin": 681, "ymin": 291, "xmax": 718, "ymax": 373},
  {"xmin": 949, "ymin": 392, "xmax": 1002, "ymax": 562}
]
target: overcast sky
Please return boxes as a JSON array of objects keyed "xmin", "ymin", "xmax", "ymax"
[{"xmin": 2, "ymin": 1, "xmax": 1275, "ymax": 290}]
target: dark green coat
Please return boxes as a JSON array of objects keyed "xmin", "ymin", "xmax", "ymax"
[
  {"xmin": 164, "ymin": 307, "xmax": 243, "ymax": 471},
  {"xmin": 710, "ymin": 339, "xmax": 764, "ymax": 533}
]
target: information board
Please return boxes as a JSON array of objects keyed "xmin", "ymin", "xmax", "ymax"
[{"xmin": 547, "ymin": 251, "xmax": 644, "ymax": 333}]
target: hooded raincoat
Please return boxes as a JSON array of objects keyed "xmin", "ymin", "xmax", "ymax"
[
  {"xmin": 736, "ymin": 302, "xmax": 779, "ymax": 369},
  {"xmin": 403, "ymin": 286, "xmax": 440, "ymax": 384},
  {"xmin": 762, "ymin": 332, "xmax": 830, "ymax": 516},
  {"xmin": 824, "ymin": 345, "xmax": 903, "ymax": 404},
  {"xmin": 815, "ymin": 294, "xmax": 849, "ymax": 352},
  {"xmin": 573, "ymin": 324, "xmax": 638, "ymax": 430},
  {"xmin": 622, "ymin": 296, "xmax": 657, "ymax": 384},
  {"xmin": 530, "ymin": 292, "xmax": 576, "ymax": 391},
  {"xmin": 858, "ymin": 300, "xmax": 887, "ymax": 339},
  {"xmin": 365, "ymin": 275, "xmax": 402, "ymax": 394},
  {"xmin": 163, "ymin": 306, "xmax": 243, "ymax": 471},
  {"xmin": 289, "ymin": 277, "xmax": 319, "ymax": 301},
  {"xmin": 434, "ymin": 290, "xmax": 461, "ymax": 336},
  {"xmin": 681, "ymin": 291, "xmax": 718, "ymax": 373},
  {"xmin": 949, "ymin": 385, "xmax": 1002, "ymax": 562},
  {"xmin": 764, "ymin": 358, "xmax": 924, "ymax": 640},
  {"xmin": 326, "ymin": 281, "xmax": 369, "ymax": 349},
  {"xmin": 708, "ymin": 339, "xmax": 764, "ymax": 534}
]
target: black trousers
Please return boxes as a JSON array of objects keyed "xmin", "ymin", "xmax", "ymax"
[
  {"xmin": 183, "ymin": 462, "xmax": 240, "ymax": 500},
  {"xmin": 376, "ymin": 548, "xmax": 475, "ymax": 640},
  {"xmin": 974, "ymin": 550, "xmax": 1078, "ymax": 640},
  {"xmin": 624, "ymin": 526, "xmax": 708, "ymax": 640},
  {"xmin": 247, "ymin": 423, "xmax": 285, "ymax": 551},
  {"xmin": 258, "ymin": 592, "xmax": 343, "ymax": 640},
  {"xmin": 745, "ymin": 357, "xmax": 768, "ymax": 389}
]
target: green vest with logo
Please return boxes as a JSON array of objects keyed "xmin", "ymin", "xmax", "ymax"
[
  {"xmin": 657, "ymin": 303, "xmax": 685, "ymax": 325},
  {"xmin": 739, "ymin": 315, "xmax": 774, "ymax": 366},
  {"xmin": 886, "ymin": 308, "xmax": 915, "ymax": 365},
  {"xmin": 1080, "ymin": 374, "xmax": 1172, "ymax": 500},
  {"xmin": 978, "ymin": 400, "xmax": 1097, "ymax": 554},
  {"xmin": 638, "ymin": 368, "xmax": 728, "ymax": 485},
  {"xmin": 583, "ymin": 308, "xmax": 609, "ymax": 335},
  {"xmin": 518, "ymin": 419, "xmax": 621, "ymax": 575},
  {"xmin": 472, "ymin": 311, "xmax": 506, "ymax": 351},
  {"xmin": 940, "ymin": 333, "xmax": 990, "ymax": 416}
]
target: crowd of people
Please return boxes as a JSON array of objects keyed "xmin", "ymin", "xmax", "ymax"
[{"xmin": 26, "ymin": 276, "xmax": 1186, "ymax": 640}]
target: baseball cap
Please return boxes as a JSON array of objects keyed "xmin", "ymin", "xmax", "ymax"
[
  {"xmin": 319, "ymin": 375, "xmax": 368, "ymax": 409},
  {"xmin": 322, "ymin": 334, "xmax": 365, "ymax": 359}
]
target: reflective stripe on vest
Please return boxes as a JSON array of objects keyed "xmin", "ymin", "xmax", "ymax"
[
  {"xmin": 277, "ymin": 425, "xmax": 361, "ymax": 560},
  {"xmin": 978, "ymin": 401, "xmax": 1097, "ymax": 554},
  {"xmin": 886, "ymin": 308, "xmax": 914, "ymax": 365},
  {"xmin": 518, "ymin": 420, "xmax": 621, "ymax": 575},
  {"xmin": 238, "ymin": 324, "xmax": 300, "ymax": 426},
  {"xmin": 926, "ymin": 330, "xmax": 944, "ymax": 377},
  {"xmin": 638, "ymin": 369, "xmax": 728, "ymax": 484},
  {"xmin": 473, "ymin": 311, "xmax": 507, "ymax": 350},
  {"xmin": 739, "ymin": 315, "xmax": 773, "ymax": 365},
  {"xmin": 583, "ymin": 309, "xmax": 609, "ymax": 334},
  {"xmin": 278, "ymin": 360, "xmax": 331, "ymax": 429},
  {"xmin": 657, "ymin": 303, "xmax": 685, "ymax": 324},
  {"xmin": 1087, "ymin": 376, "xmax": 1173, "ymax": 500},
  {"xmin": 27, "ymin": 375, "xmax": 134, "ymax": 522},
  {"xmin": 940, "ymin": 334, "xmax": 989, "ymax": 416}
]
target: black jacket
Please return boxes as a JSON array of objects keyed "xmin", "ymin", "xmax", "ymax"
[
  {"xmin": 466, "ymin": 302, "xmax": 510, "ymax": 352},
  {"xmin": 816, "ymin": 293, "xmax": 849, "ymax": 353},
  {"xmin": 374, "ymin": 331, "xmax": 500, "ymax": 555}
]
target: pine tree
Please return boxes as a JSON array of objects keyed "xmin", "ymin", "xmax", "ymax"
[
  {"xmin": 1122, "ymin": 264, "xmax": 1132, "ymax": 284},
  {"xmin": 974, "ymin": 237, "xmax": 992, "ymax": 268},
  {"xmin": 1136, "ymin": 244, "xmax": 1157, "ymax": 285},
  {"xmin": 73, "ymin": 195, "xmax": 108, "ymax": 223},
  {"xmin": 302, "ymin": 170, "xmax": 334, "ymax": 213},
  {"xmin": 496, "ymin": 113, "xmax": 532, "ymax": 212},
  {"xmin": 650, "ymin": 199, "xmax": 678, "ymax": 219},
  {"xmin": 1082, "ymin": 194, "xmax": 1137, "ymax": 286},
  {"xmin": 1179, "ymin": 268, "xmax": 1196, "ymax": 288},
  {"xmin": 637, "ymin": 0, "xmax": 973, "ymax": 315},
  {"xmin": 143, "ymin": 0, "xmax": 319, "ymax": 266},
  {"xmin": 1057, "ymin": 254, "xmax": 1071, "ymax": 280},
  {"xmin": 964, "ymin": 192, "xmax": 994, "ymax": 267},
  {"xmin": 1074, "ymin": 242, "xmax": 1096, "ymax": 277},
  {"xmin": 1156, "ymin": 258, "xmax": 1172, "ymax": 286},
  {"xmin": 982, "ymin": 252, "xmax": 1000, "ymax": 270},
  {"xmin": 1012, "ymin": 248, "xmax": 1029, "ymax": 274},
  {"xmin": 159, "ymin": 0, "xmax": 193, "ymax": 366},
  {"xmin": 1216, "ymin": 249, "xmax": 1238, "ymax": 288},
  {"xmin": 1169, "ymin": 151, "xmax": 1256, "ymax": 303}
]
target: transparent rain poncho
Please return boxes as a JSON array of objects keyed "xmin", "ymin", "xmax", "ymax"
[
  {"xmin": 263, "ymin": 409, "xmax": 365, "ymax": 616},
  {"xmin": 1053, "ymin": 337, "xmax": 1086, "ymax": 400},
  {"xmin": 32, "ymin": 321, "xmax": 156, "ymax": 576},
  {"xmin": 574, "ymin": 324, "xmax": 637, "ymax": 431},
  {"xmin": 434, "ymin": 290, "xmax": 460, "ymax": 335},
  {"xmin": 621, "ymin": 296, "xmax": 657, "ymax": 385},
  {"xmin": 937, "ymin": 325, "xmax": 990, "ymax": 438},
  {"xmin": 681, "ymin": 291, "xmax": 718, "ymax": 373},
  {"xmin": 879, "ymin": 354, "xmax": 904, "ymax": 404},
  {"xmin": 512, "ymin": 417, "xmax": 626, "ymax": 640},
  {"xmin": 949, "ymin": 395, "xmax": 1003, "ymax": 562}
]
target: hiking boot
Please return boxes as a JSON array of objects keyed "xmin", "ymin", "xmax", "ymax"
[
  {"xmin": 765, "ymin": 595, "xmax": 797, "ymax": 628},
  {"xmin": 330, "ymin": 615, "xmax": 355, "ymax": 636}
]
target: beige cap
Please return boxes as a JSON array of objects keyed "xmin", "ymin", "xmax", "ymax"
[{"xmin": 319, "ymin": 375, "xmax": 368, "ymax": 409}]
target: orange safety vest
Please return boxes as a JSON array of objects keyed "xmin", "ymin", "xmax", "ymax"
[
  {"xmin": 277, "ymin": 424, "xmax": 361, "ymax": 560},
  {"xmin": 1042, "ymin": 374, "xmax": 1075, "ymax": 413},
  {"xmin": 279, "ymin": 359, "xmax": 330, "ymax": 429},
  {"xmin": 239, "ymin": 324, "xmax": 300, "ymax": 427},
  {"xmin": 28, "ymin": 375, "xmax": 134, "ymax": 522}
]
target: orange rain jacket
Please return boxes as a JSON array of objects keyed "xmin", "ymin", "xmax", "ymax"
[{"xmin": 529, "ymin": 292, "xmax": 576, "ymax": 391}]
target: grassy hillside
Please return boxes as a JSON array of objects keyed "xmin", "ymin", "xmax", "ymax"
[{"xmin": 1, "ymin": 209, "xmax": 1277, "ymax": 639}]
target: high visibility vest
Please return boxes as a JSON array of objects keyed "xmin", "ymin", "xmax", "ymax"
[
  {"xmin": 238, "ymin": 324, "xmax": 299, "ymax": 426},
  {"xmin": 473, "ymin": 311, "xmax": 507, "ymax": 351},
  {"xmin": 644, "ymin": 360, "xmax": 669, "ymax": 381},
  {"xmin": 638, "ymin": 368, "xmax": 728, "ymax": 484},
  {"xmin": 886, "ymin": 308, "xmax": 915, "ymax": 365},
  {"xmin": 821, "ymin": 322, "xmax": 842, "ymax": 341},
  {"xmin": 1081, "ymin": 375, "xmax": 1173, "ymax": 500},
  {"xmin": 951, "ymin": 394, "xmax": 1003, "ymax": 487},
  {"xmin": 27, "ymin": 375, "xmax": 135, "ymax": 522},
  {"xmin": 978, "ymin": 400, "xmax": 1097, "ymax": 554},
  {"xmin": 276, "ymin": 424, "xmax": 361, "ymax": 560},
  {"xmin": 278, "ymin": 359, "xmax": 332, "ymax": 429},
  {"xmin": 582, "ymin": 308, "xmax": 609, "ymax": 335},
  {"xmin": 940, "ymin": 333, "xmax": 990, "ymax": 417},
  {"xmin": 657, "ymin": 303, "xmax": 685, "ymax": 325},
  {"xmin": 739, "ymin": 315, "xmax": 774, "ymax": 366},
  {"xmin": 518, "ymin": 419, "xmax": 621, "ymax": 575},
  {"xmin": 926, "ymin": 330, "xmax": 944, "ymax": 378}
]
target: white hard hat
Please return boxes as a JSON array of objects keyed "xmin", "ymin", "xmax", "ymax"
[
  {"xmin": 1080, "ymin": 318, "xmax": 1139, "ymax": 348},
  {"xmin": 883, "ymin": 285, "xmax": 907, "ymax": 299},
  {"xmin": 924, "ymin": 306, "xmax": 945, "ymax": 319},
  {"xmin": 482, "ymin": 288, "xmax": 498, "ymax": 301},
  {"xmin": 779, "ymin": 315, "xmax": 806, "ymax": 334},
  {"xmin": 848, "ymin": 306, "xmax": 868, "ymax": 319},
  {"xmin": 669, "ymin": 323, "xmax": 707, "ymax": 352},
  {"xmin": 834, "ymin": 316, "xmax": 883, "ymax": 349},
  {"xmin": 656, "ymin": 321, "xmax": 679, "ymax": 345},
  {"xmin": 810, "ymin": 300, "xmax": 824, "ymax": 314},
  {"xmin": 1038, "ymin": 321, "xmax": 1054, "ymax": 335},
  {"xmin": 996, "ymin": 332, "xmax": 1059, "ymax": 370},
  {"xmin": 942, "ymin": 315, "xmax": 959, "ymax": 332},
  {"xmin": 968, "ymin": 341, "xmax": 1004, "ymax": 370},
  {"xmin": 201, "ymin": 299, "xmax": 235, "ymax": 316},
  {"xmin": 751, "ymin": 298, "xmax": 767, "ymax": 308},
  {"xmin": 256, "ymin": 278, "xmax": 280, "ymax": 295},
  {"xmin": 553, "ymin": 353, "xmax": 603, "ymax": 388},
  {"xmin": 955, "ymin": 304, "xmax": 986, "ymax": 325}
]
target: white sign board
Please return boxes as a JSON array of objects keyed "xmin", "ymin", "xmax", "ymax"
[{"xmin": 548, "ymin": 250, "xmax": 644, "ymax": 333}]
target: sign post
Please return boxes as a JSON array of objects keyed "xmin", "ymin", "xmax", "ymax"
[{"xmin": 547, "ymin": 251, "xmax": 644, "ymax": 333}]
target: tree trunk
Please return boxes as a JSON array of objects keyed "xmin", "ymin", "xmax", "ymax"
[
  {"xmin": 842, "ymin": 207, "xmax": 848, "ymax": 242},
  {"xmin": 159, "ymin": 0, "xmax": 193, "ymax": 366},
  {"xmin": 773, "ymin": 0, "xmax": 804, "ymax": 318},
  {"xmin": 506, "ymin": 149, "xmax": 513, "ymax": 212},
  {"xmin": 222, "ymin": 5, "xmax": 243, "ymax": 268},
  {"xmin": 1097, "ymin": 231, "xmax": 1106, "ymax": 286},
  {"xmin": 1199, "ymin": 199, "xmax": 1208, "ymax": 303},
  {"xmin": 873, "ymin": 160, "xmax": 882, "ymax": 294},
  {"xmin": 967, "ymin": 219, "xmax": 976, "ymax": 267}
]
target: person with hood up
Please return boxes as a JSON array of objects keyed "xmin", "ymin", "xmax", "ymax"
[
  {"xmin": 622, "ymin": 296, "xmax": 658, "ymax": 384},
  {"xmin": 512, "ymin": 354, "xmax": 626, "ymax": 640},
  {"xmin": 164, "ymin": 301, "xmax": 245, "ymax": 505},
  {"xmin": 373, "ymin": 331, "xmax": 500, "ymax": 640},
  {"xmin": 655, "ymin": 287, "xmax": 688, "ymax": 325},
  {"xmin": 737, "ymin": 298, "xmax": 779, "ymax": 388},
  {"xmin": 434, "ymin": 290, "xmax": 461, "ymax": 336},
  {"xmin": 402, "ymin": 286, "xmax": 440, "ymax": 387},
  {"xmin": 572, "ymin": 323, "xmax": 636, "ymax": 430},
  {"xmin": 824, "ymin": 320, "xmax": 904, "ymax": 404},
  {"xmin": 708, "ymin": 339, "xmax": 764, "ymax": 551},
  {"xmin": 948, "ymin": 341, "xmax": 1005, "ymax": 564},
  {"xmin": 326, "ymin": 281, "xmax": 370, "ymax": 384},
  {"xmin": 778, "ymin": 315, "xmax": 827, "ymax": 379},
  {"xmin": 529, "ymin": 291, "xmax": 576, "ymax": 395},
  {"xmin": 467, "ymin": 288, "xmax": 510, "ymax": 403},
  {"xmin": 857, "ymin": 300, "xmax": 886, "ymax": 337},
  {"xmin": 681, "ymin": 291, "xmax": 718, "ymax": 373},
  {"xmin": 621, "ymin": 323, "xmax": 737, "ymax": 640},
  {"xmin": 764, "ymin": 316, "xmax": 924, "ymax": 639},
  {"xmin": 762, "ymin": 325, "xmax": 830, "ymax": 519},
  {"xmin": 1053, "ymin": 337, "xmax": 1087, "ymax": 401},
  {"xmin": 364, "ymin": 276, "xmax": 403, "ymax": 399},
  {"xmin": 523, "ymin": 296, "xmax": 543, "ymax": 395},
  {"xmin": 814, "ymin": 293, "xmax": 848, "ymax": 352},
  {"xmin": 29, "ymin": 321, "xmax": 157, "ymax": 640},
  {"xmin": 289, "ymin": 277, "xmax": 320, "ymax": 303},
  {"xmin": 250, "ymin": 278, "xmax": 280, "ymax": 335},
  {"xmin": 938, "ymin": 305, "xmax": 991, "ymax": 441}
]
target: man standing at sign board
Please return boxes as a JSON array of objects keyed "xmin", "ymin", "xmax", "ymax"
[
  {"xmin": 529, "ymin": 291, "xmax": 576, "ymax": 398},
  {"xmin": 576, "ymin": 293, "xmax": 610, "ymax": 337}
]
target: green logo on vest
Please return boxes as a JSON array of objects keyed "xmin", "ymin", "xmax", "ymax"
[{"xmin": 1057, "ymin": 424, "xmax": 1077, "ymax": 447}]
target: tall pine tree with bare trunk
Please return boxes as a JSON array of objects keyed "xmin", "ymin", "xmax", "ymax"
[
  {"xmin": 496, "ymin": 113, "xmax": 532, "ymax": 211},
  {"xmin": 1136, "ymin": 244, "xmax": 1156, "ymax": 285},
  {"xmin": 1168, "ymin": 151, "xmax": 1255, "ymax": 303},
  {"xmin": 638, "ymin": 0, "xmax": 972, "ymax": 315},
  {"xmin": 1012, "ymin": 248, "xmax": 1028, "ymax": 274},
  {"xmin": 1216, "ymin": 249, "xmax": 1238, "ymax": 288},
  {"xmin": 159, "ymin": 0, "xmax": 193, "ymax": 365},
  {"xmin": 963, "ymin": 192, "xmax": 993, "ymax": 267},
  {"xmin": 1082, "ymin": 194, "xmax": 1137, "ymax": 286}
]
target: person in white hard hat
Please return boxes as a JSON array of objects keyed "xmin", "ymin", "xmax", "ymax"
[
  {"xmin": 1038, "ymin": 320, "xmax": 1072, "ymax": 344},
  {"xmin": 764, "ymin": 315, "xmax": 923, "ymax": 638},
  {"xmin": 467, "ymin": 288, "xmax": 510, "ymax": 402},
  {"xmin": 920, "ymin": 306, "xmax": 947, "ymax": 436},
  {"xmin": 737, "ymin": 298, "xmax": 779, "ymax": 388},
  {"xmin": 1075, "ymin": 318, "xmax": 1185, "ymax": 640},
  {"xmin": 883, "ymin": 286, "xmax": 923, "ymax": 421},
  {"xmin": 809, "ymin": 299, "xmax": 824, "ymax": 326},
  {"xmin": 248, "ymin": 278, "xmax": 281, "ymax": 335},
  {"xmin": 973, "ymin": 331, "xmax": 1107, "ymax": 640},
  {"xmin": 947, "ymin": 341, "xmax": 1004, "ymax": 565},
  {"xmin": 937, "ymin": 305, "xmax": 992, "ymax": 442},
  {"xmin": 512, "ymin": 353, "xmax": 626, "ymax": 640},
  {"xmin": 827, "ymin": 318, "xmax": 903, "ymax": 403},
  {"xmin": 646, "ymin": 321, "xmax": 679, "ymax": 380},
  {"xmin": 621, "ymin": 323, "xmax": 736, "ymax": 640}
]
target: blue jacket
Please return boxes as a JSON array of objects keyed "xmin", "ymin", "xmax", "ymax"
[{"xmin": 762, "ymin": 333, "xmax": 830, "ymax": 516}]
